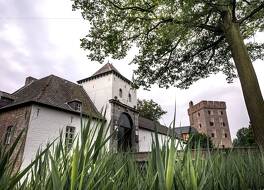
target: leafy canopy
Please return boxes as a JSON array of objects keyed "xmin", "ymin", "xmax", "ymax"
[
  {"xmin": 137, "ymin": 99, "xmax": 167, "ymax": 121},
  {"xmin": 233, "ymin": 127, "xmax": 257, "ymax": 147},
  {"xmin": 72, "ymin": 0, "xmax": 264, "ymax": 89},
  {"xmin": 188, "ymin": 133, "xmax": 214, "ymax": 149}
]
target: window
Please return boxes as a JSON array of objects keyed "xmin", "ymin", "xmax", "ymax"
[
  {"xmin": 222, "ymin": 122, "xmax": 226, "ymax": 127},
  {"xmin": 199, "ymin": 124, "xmax": 202, "ymax": 128},
  {"xmin": 209, "ymin": 118, "xmax": 214, "ymax": 126},
  {"xmin": 224, "ymin": 133, "xmax": 228, "ymax": 138},
  {"xmin": 198, "ymin": 112, "xmax": 200, "ymax": 117},
  {"xmin": 208, "ymin": 110, "xmax": 211, "ymax": 115},
  {"xmin": 5, "ymin": 126, "xmax": 14, "ymax": 145},
  {"xmin": 65, "ymin": 126, "xmax": 75, "ymax": 149},
  {"xmin": 119, "ymin": 88, "xmax": 123, "ymax": 98},
  {"xmin": 218, "ymin": 110, "xmax": 224, "ymax": 115},
  {"xmin": 68, "ymin": 100, "xmax": 82, "ymax": 112},
  {"xmin": 74, "ymin": 102, "xmax": 81, "ymax": 111},
  {"xmin": 128, "ymin": 93, "xmax": 131, "ymax": 102},
  {"xmin": 211, "ymin": 133, "xmax": 215, "ymax": 138},
  {"xmin": 222, "ymin": 145, "xmax": 225, "ymax": 148}
]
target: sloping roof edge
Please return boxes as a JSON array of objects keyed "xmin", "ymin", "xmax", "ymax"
[{"xmin": 0, "ymin": 100, "xmax": 104, "ymax": 120}]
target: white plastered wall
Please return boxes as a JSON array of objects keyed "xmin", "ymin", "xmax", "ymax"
[
  {"xmin": 138, "ymin": 129, "xmax": 183, "ymax": 152},
  {"xmin": 21, "ymin": 105, "xmax": 100, "ymax": 169}
]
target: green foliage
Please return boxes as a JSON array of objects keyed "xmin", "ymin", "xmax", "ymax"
[
  {"xmin": 188, "ymin": 133, "xmax": 214, "ymax": 149},
  {"xmin": 233, "ymin": 127, "xmax": 257, "ymax": 147},
  {"xmin": 72, "ymin": 0, "xmax": 264, "ymax": 89},
  {"xmin": 0, "ymin": 117, "xmax": 263, "ymax": 189},
  {"xmin": 137, "ymin": 99, "xmax": 167, "ymax": 121}
]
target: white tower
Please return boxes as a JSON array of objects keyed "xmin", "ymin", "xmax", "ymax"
[{"xmin": 77, "ymin": 63, "xmax": 139, "ymax": 151}]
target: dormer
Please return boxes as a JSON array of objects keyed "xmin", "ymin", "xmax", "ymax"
[{"xmin": 67, "ymin": 99, "xmax": 82, "ymax": 112}]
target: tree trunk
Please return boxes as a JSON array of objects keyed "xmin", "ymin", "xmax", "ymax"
[{"xmin": 222, "ymin": 11, "xmax": 264, "ymax": 148}]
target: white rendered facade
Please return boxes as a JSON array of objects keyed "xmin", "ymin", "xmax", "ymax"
[
  {"xmin": 80, "ymin": 73, "xmax": 137, "ymax": 126},
  {"xmin": 21, "ymin": 105, "xmax": 98, "ymax": 169}
]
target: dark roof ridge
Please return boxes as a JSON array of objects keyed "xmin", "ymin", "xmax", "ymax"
[
  {"xmin": 35, "ymin": 75, "xmax": 53, "ymax": 101},
  {"xmin": 5, "ymin": 74, "xmax": 101, "ymax": 119},
  {"xmin": 48, "ymin": 74, "xmax": 80, "ymax": 86},
  {"xmin": 77, "ymin": 63, "xmax": 132, "ymax": 84}
]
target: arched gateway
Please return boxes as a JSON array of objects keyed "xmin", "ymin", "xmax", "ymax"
[{"xmin": 117, "ymin": 113, "xmax": 133, "ymax": 151}]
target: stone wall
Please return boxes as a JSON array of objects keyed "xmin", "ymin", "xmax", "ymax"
[
  {"xmin": 188, "ymin": 101, "xmax": 232, "ymax": 148},
  {"xmin": 0, "ymin": 106, "xmax": 32, "ymax": 171},
  {"xmin": 109, "ymin": 99, "xmax": 139, "ymax": 152}
]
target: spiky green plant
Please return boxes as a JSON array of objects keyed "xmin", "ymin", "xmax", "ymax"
[{"xmin": 1, "ymin": 114, "xmax": 264, "ymax": 190}]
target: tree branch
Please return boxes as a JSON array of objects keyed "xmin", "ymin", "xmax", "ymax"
[
  {"xmin": 232, "ymin": 0, "xmax": 237, "ymax": 21},
  {"xmin": 145, "ymin": 18, "xmax": 173, "ymax": 39},
  {"xmin": 241, "ymin": 0, "xmax": 251, "ymax": 6},
  {"xmin": 239, "ymin": 2, "xmax": 264, "ymax": 24},
  {"xmin": 197, "ymin": 24, "xmax": 222, "ymax": 34},
  {"xmin": 107, "ymin": 0, "xmax": 154, "ymax": 13},
  {"xmin": 185, "ymin": 36, "xmax": 224, "ymax": 60}
]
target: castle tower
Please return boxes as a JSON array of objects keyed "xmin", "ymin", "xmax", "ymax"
[
  {"xmin": 188, "ymin": 100, "xmax": 232, "ymax": 148},
  {"xmin": 77, "ymin": 63, "xmax": 139, "ymax": 152}
]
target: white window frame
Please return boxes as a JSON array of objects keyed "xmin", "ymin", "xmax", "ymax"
[{"xmin": 65, "ymin": 126, "xmax": 76, "ymax": 149}]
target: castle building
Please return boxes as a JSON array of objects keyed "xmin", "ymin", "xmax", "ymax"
[
  {"xmin": 0, "ymin": 63, "xmax": 177, "ymax": 170},
  {"xmin": 188, "ymin": 100, "xmax": 232, "ymax": 148}
]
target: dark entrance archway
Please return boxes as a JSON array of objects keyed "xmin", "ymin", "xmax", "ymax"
[{"xmin": 117, "ymin": 113, "xmax": 133, "ymax": 151}]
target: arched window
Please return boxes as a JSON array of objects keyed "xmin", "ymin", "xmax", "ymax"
[
  {"xmin": 119, "ymin": 88, "xmax": 123, "ymax": 98},
  {"xmin": 128, "ymin": 93, "xmax": 131, "ymax": 102}
]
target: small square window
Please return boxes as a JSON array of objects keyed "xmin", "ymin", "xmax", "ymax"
[
  {"xmin": 208, "ymin": 110, "xmax": 211, "ymax": 115},
  {"xmin": 209, "ymin": 122, "xmax": 214, "ymax": 126},
  {"xmin": 224, "ymin": 133, "xmax": 228, "ymax": 138},
  {"xmin": 199, "ymin": 124, "xmax": 202, "ymax": 128},
  {"xmin": 198, "ymin": 112, "xmax": 200, "ymax": 117},
  {"xmin": 223, "ymin": 122, "xmax": 226, "ymax": 127},
  {"xmin": 211, "ymin": 133, "xmax": 215, "ymax": 138}
]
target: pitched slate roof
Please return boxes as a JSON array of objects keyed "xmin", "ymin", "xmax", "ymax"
[
  {"xmin": 0, "ymin": 91, "xmax": 15, "ymax": 100},
  {"xmin": 139, "ymin": 117, "xmax": 197, "ymax": 139},
  {"xmin": 0, "ymin": 91, "xmax": 15, "ymax": 108},
  {"xmin": 77, "ymin": 63, "xmax": 132, "ymax": 84},
  {"xmin": 138, "ymin": 116, "xmax": 172, "ymax": 136},
  {"xmin": 92, "ymin": 63, "xmax": 121, "ymax": 77},
  {"xmin": 174, "ymin": 126, "xmax": 197, "ymax": 134},
  {"xmin": 0, "ymin": 75, "xmax": 101, "ymax": 118}
]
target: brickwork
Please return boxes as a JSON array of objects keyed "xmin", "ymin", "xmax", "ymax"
[
  {"xmin": 0, "ymin": 106, "xmax": 32, "ymax": 171},
  {"xmin": 188, "ymin": 101, "xmax": 232, "ymax": 148}
]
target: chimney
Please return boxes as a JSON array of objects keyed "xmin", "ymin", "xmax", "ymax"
[
  {"xmin": 25, "ymin": 76, "xmax": 37, "ymax": 86},
  {"xmin": 189, "ymin": 101, "xmax": 193, "ymax": 108}
]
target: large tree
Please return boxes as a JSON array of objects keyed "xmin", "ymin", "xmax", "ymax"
[
  {"xmin": 72, "ymin": 0, "xmax": 264, "ymax": 146},
  {"xmin": 137, "ymin": 99, "xmax": 167, "ymax": 121},
  {"xmin": 233, "ymin": 126, "xmax": 257, "ymax": 147}
]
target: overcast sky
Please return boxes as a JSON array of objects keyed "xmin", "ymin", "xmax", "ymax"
[{"xmin": 0, "ymin": 0, "xmax": 263, "ymax": 139}]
